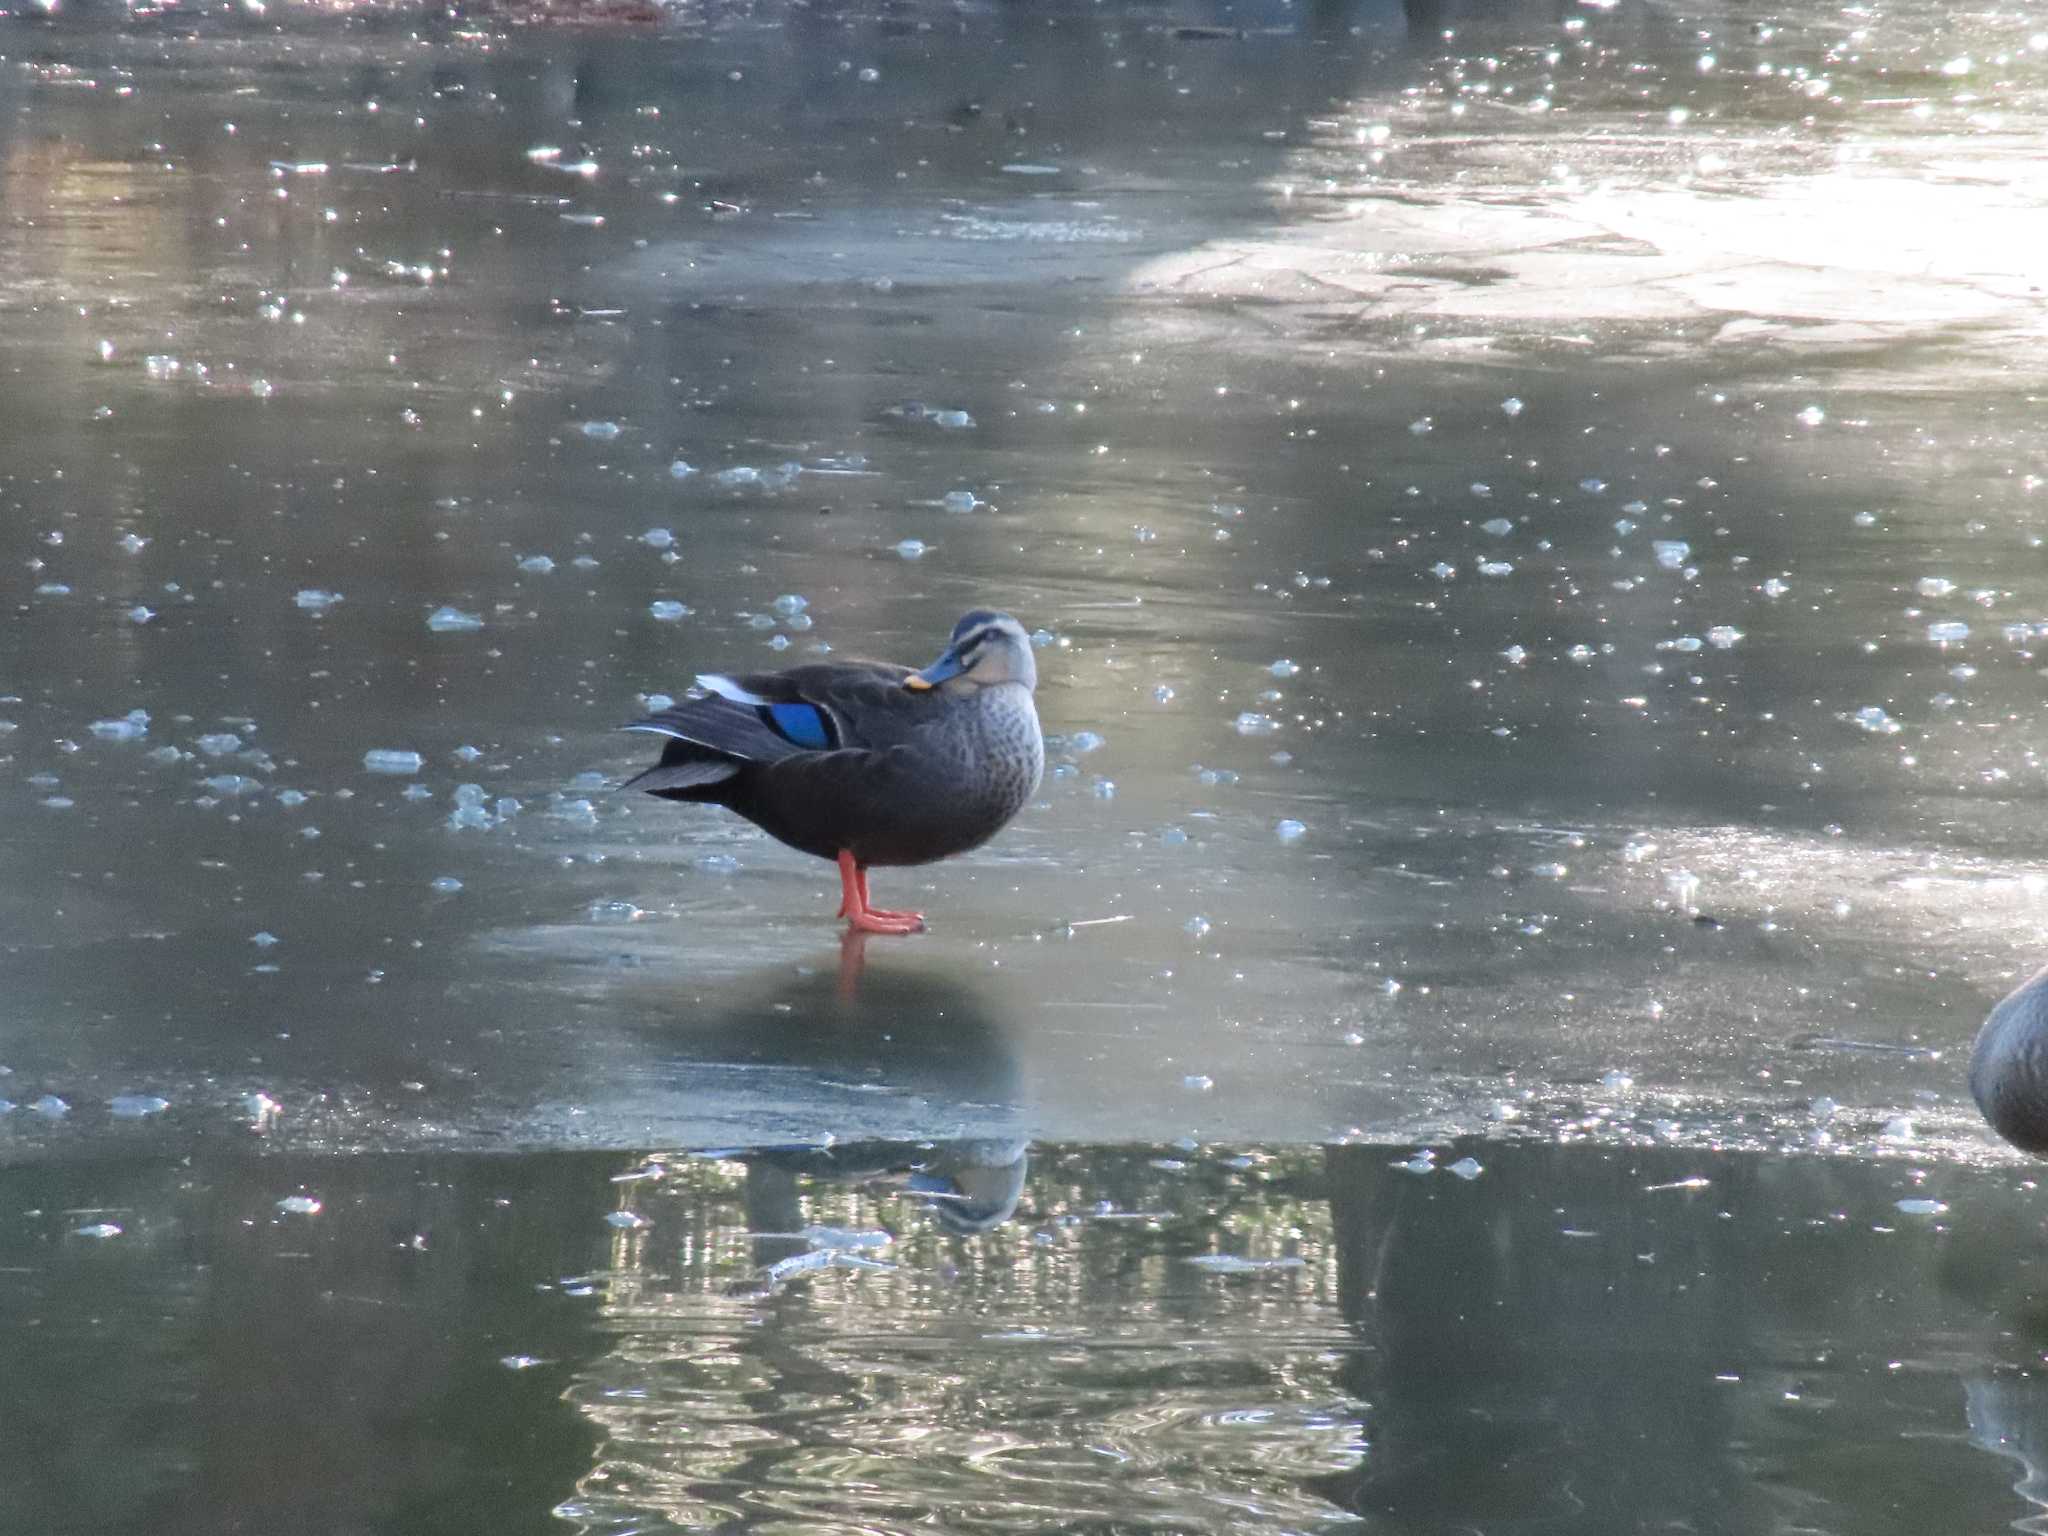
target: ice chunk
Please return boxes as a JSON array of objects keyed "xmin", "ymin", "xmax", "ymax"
[
  {"xmin": 1477, "ymin": 560, "xmax": 1513, "ymax": 577},
  {"xmin": 1276, "ymin": 819, "xmax": 1308, "ymax": 843},
  {"xmin": 294, "ymin": 589, "xmax": 343, "ymax": 612},
  {"xmin": 31, "ymin": 1095, "xmax": 70, "ymax": 1118},
  {"xmin": 1850, "ymin": 706, "xmax": 1900, "ymax": 734},
  {"xmin": 430, "ymin": 876, "xmax": 464, "ymax": 893},
  {"xmin": 941, "ymin": 490, "xmax": 982, "ymax": 513},
  {"xmin": 90, "ymin": 711, "xmax": 150, "ymax": 742},
  {"xmin": 578, "ymin": 420, "xmax": 622, "ymax": 441},
  {"xmin": 1928, "ymin": 621, "xmax": 1969, "ymax": 643},
  {"xmin": 551, "ymin": 796, "xmax": 600, "ymax": 829},
  {"xmin": 203, "ymin": 775, "xmax": 262, "ymax": 796},
  {"xmin": 427, "ymin": 606, "xmax": 484, "ymax": 633},
  {"xmin": 1480, "ymin": 517, "xmax": 1515, "ymax": 536},
  {"xmin": 604, "ymin": 1210, "xmax": 652, "ymax": 1230},
  {"xmin": 1500, "ymin": 397, "xmax": 1524, "ymax": 417},
  {"xmin": 1234, "ymin": 712, "xmax": 1280, "ymax": 736},
  {"xmin": 668, "ymin": 460, "xmax": 697, "ymax": 480},
  {"xmin": 894, "ymin": 539, "xmax": 928, "ymax": 560},
  {"xmin": 109, "ymin": 1094, "xmax": 169, "ymax": 1118},
  {"xmin": 1185, "ymin": 914, "xmax": 1212, "ymax": 937},
  {"xmin": 771, "ymin": 594, "xmax": 809, "ymax": 616},
  {"xmin": 1895, "ymin": 1198, "xmax": 1947, "ymax": 1216},
  {"xmin": 276, "ymin": 1195, "xmax": 322, "ymax": 1216},
  {"xmin": 1184, "ymin": 1254, "xmax": 1305, "ymax": 1272},
  {"xmin": 74, "ymin": 1223, "xmax": 123, "ymax": 1240},
  {"xmin": 648, "ymin": 600, "xmax": 690, "ymax": 621},
  {"xmin": 1182, "ymin": 1074, "xmax": 1215, "ymax": 1092},
  {"xmin": 195, "ymin": 733, "xmax": 242, "ymax": 756},
  {"xmin": 641, "ymin": 528, "xmax": 676, "ymax": 549},
  {"xmin": 1917, "ymin": 576, "xmax": 1955, "ymax": 598},
  {"xmin": 1705, "ymin": 626, "xmax": 1743, "ymax": 648},
  {"xmin": 1652, "ymin": 540, "xmax": 1690, "ymax": 570},
  {"xmin": 363, "ymin": 749, "xmax": 424, "ymax": 775},
  {"xmin": 1446, "ymin": 1157, "xmax": 1484, "ymax": 1180},
  {"xmin": 518, "ymin": 555, "xmax": 556, "ymax": 574},
  {"xmin": 1796, "ymin": 405, "xmax": 1825, "ymax": 427}
]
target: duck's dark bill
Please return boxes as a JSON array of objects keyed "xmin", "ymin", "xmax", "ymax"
[{"xmin": 906, "ymin": 651, "xmax": 965, "ymax": 690}]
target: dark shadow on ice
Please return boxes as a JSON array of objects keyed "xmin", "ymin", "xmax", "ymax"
[{"xmin": 615, "ymin": 943, "xmax": 1027, "ymax": 1141}]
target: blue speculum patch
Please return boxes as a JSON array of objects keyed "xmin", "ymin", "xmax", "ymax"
[{"xmin": 764, "ymin": 701, "xmax": 833, "ymax": 750}]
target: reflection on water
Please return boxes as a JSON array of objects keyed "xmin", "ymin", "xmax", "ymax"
[{"xmin": 8, "ymin": 1138, "xmax": 2048, "ymax": 1534}]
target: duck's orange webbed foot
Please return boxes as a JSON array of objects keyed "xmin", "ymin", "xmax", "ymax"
[{"xmin": 836, "ymin": 851, "xmax": 926, "ymax": 935}]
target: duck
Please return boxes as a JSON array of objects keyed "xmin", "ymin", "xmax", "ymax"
[
  {"xmin": 622, "ymin": 609, "xmax": 1044, "ymax": 934},
  {"xmin": 1971, "ymin": 962, "xmax": 2048, "ymax": 1154}
]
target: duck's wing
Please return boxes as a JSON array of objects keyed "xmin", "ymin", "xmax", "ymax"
[
  {"xmin": 620, "ymin": 660, "xmax": 920, "ymax": 781},
  {"xmin": 704, "ymin": 660, "xmax": 933, "ymax": 751}
]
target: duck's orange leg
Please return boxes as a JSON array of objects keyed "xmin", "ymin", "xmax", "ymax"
[
  {"xmin": 853, "ymin": 864, "xmax": 925, "ymax": 926},
  {"xmin": 836, "ymin": 850, "xmax": 925, "ymax": 934}
]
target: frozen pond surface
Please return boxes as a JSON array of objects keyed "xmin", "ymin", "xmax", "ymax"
[
  {"xmin": 9, "ymin": 0, "xmax": 2048, "ymax": 1527},
  {"xmin": 4, "ymin": 0, "xmax": 2046, "ymax": 1161}
]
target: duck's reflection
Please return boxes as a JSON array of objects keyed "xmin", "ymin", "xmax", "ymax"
[
  {"xmin": 734, "ymin": 1134, "xmax": 1031, "ymax": 1271},
  {"xmin": 664, "ymin": 953, "xmax": 1033, "ymax": 1289}
]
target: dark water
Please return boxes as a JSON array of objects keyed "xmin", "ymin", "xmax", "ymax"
[
  {"xmin": 5, "ymin": 0, "xmax": 2048, "ymax": 1527},
  {"xmin": 9, "ymin": 1137, "xmax": 2048, "ymax": 1535}
]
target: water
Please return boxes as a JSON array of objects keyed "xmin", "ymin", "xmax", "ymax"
[
  {"xmin": 9, "ymin": 1137, "xmax": 2048, "ymax": 1536},
  {"xmin": 5, "ymin": 0, "xmax": 2048, "ymax": 1525}
]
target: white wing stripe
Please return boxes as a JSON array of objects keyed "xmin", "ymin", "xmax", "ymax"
[{"xmin": 695, "ymin": 672, "xmax": 771, "ymax": 706}]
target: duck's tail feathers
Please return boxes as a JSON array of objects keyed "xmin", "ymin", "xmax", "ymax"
[{"xmin": 620, "ymin": 758, "xmax": 740, "ymax": 795}]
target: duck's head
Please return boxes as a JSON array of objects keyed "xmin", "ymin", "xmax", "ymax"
[
  {"xmin": 904, "ymin": 609, "xmax": 1037, "ymax": 694},
  {"xmin": 904, "ymin": 1138, "xmax": 1030, "ymax": 1235}
]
